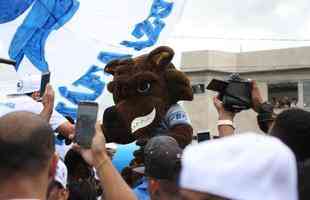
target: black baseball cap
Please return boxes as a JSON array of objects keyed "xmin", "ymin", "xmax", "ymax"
[{"xmin": 143, "ymin": 135, "xmax": 182, "ymax": 180}]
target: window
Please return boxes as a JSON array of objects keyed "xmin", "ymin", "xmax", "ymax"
[
  {"xmin": 192, "ymin": 84, "xmax": 205, "ymax": 94},
  {"xmin": 303, "ymin": 81, "xmax": 310, "ymax": 108},
  {"xmin": 268, "ymin": 82, "xmax": 298, "ymax": 108}
]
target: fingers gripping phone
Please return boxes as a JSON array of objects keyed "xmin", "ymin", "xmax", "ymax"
[{"xmin": 75, "ymin": 102, "xmax": 99, "ymax": 148}]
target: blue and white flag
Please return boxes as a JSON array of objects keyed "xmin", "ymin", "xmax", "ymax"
[{"xmin": 0, "ymin": 0, "xmax": 186, "ymax": 119}]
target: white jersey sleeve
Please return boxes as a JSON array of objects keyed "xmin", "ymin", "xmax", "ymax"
[
  {"xmin": 164, "ymin": 103, "xmax": 191, "ymax": 128},
  {"xmin": 0, "ymin": 95, "xmax": 67, "ymax": 130}
]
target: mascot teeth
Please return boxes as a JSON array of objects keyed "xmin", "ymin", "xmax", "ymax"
[{"xmin": 131, "ymin": 108, "xmax": 156, "ymax": 133}]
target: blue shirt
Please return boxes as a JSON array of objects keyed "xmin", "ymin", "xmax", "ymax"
[{"xmin": 133, "ymin": 177, "xmax": 150, "ymax": 200}]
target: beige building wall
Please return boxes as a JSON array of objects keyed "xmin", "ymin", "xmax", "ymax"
[
  {"xmin": 237, "ymin": 47, "xmax": 310, "ymax": 69},
  {"xmin": 181, "ymin": 47, "xmax": 310, "ymax": 136},
  {"xmin": 182, "ymin": 50, "xmax": 237, "ymax": 71}
]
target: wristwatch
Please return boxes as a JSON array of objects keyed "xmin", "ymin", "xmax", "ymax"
[
  {"xmin": 257, "ymin": 102, "xmax": 276, "ymax": 133},
  {"xmin": 217, "ymin": 120, "xmax": 235, "ymax": 129}
]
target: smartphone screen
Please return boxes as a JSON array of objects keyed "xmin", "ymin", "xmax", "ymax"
[
  {"xmin": 40, "ymin": 72, "xmax": 51, "ymax": 97},
  {"xmin": 197, "ymin": 131, "xmax": 210, "ymax": 143},
  {"xmin": 75, "ymin": 102, "xmax": 99, "ymax": 148}
]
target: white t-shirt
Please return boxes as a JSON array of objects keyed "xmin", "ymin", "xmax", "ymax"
[
  {"xmin": 0, "ymin": 95, "xmax": 67, "ymax": 130},
  {"xmin": 55, "ymin": 138, "xmax": 72, "ymax": 160}
]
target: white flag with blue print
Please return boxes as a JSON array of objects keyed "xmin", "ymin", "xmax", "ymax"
[{"xmin": 0, "ymin": 0, "xmax": 186, "ymax": 119}]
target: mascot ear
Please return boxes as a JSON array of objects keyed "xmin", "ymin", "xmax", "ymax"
[
  {"xmin": 165, "ymin": 69, "xmax": 194, "ymax": 103},
  {"xmin": 104, "ymin": 60, "xmax": 119, "ymax": 75},
  {"xmin": 148, "ymin": 46, "xmax": 174, "ymax": 69},
  {"xmin": 105, "ymin": 58, "xmax": 134, "ymax": 75}
]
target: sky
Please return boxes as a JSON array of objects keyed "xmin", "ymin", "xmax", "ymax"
[{"xmin": 167, "ymin": 0, "xmax": 310, "ymax": 53}]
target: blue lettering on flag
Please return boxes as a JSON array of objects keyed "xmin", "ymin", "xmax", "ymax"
[
  {"xmin": 98, "ymin": 52, "xmax": 132, "ymax": 64},
  {"xmin": 6, "ymin": 0, "xmax": 175, "ymax": 119},
  {"xmin": 121, "ymin": 0, "xmax": 174, "ymax": 51},
  {"xmin": 56, "ymin": 52, "xmax": 132, "ymax": 119}
]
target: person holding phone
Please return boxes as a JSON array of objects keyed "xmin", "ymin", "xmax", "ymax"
[
  {"xmin": 213, "ymin": 80, "xmax": 310, "ymax": 199},
  {"xmin": 74, "ymin": 123, "xmax": 138, "ymax": 200},
  {"xmin": 27, "ymin": 73, "xmax": 75, "ymax": 140},
  {"xmin": 0, "ymin": 58, "xmax": 74, "ymax": 139},
  {"xmin": 0, "ymin": 84, "xmax": 75, "ymax": 139}
]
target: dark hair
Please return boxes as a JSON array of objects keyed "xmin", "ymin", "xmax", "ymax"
[
  {"xmin": 0, "ymin": 111, "xmax": 54, "ymax": 181},
  {"xmin": 64, "ymin": 149, "xmax": 92, "ymax": 180},
  {"xmin": 270, "ymin": 108, "xmax": 310, "ymax": 161},
  {"xmin": 157, "ymin": 179, "xmax": 180, "ymax": 200},
  {"xmin": 47, "ymin": 180, "xmax": 64, "ymax": 198},
  {"xmin": 65, "ymin": 149, "xmax": 103, "ymax": 198},
  {"xmin": 68, "ymin": 180, "xmax": 97, "ymax": 200}
]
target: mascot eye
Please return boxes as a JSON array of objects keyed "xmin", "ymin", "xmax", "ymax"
[{"xmin": 137, "ymin": 81, "xmax": 151, "ymax": 94}]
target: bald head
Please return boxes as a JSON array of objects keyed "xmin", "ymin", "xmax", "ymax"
[{"xmin": 0, "ymin": 111, "xmax": 54, "ymax": 181}]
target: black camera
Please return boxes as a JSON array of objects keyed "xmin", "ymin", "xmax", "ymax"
[{"xmin": 207, "ymin": 74, "xmax": 252, "ymax": 112}]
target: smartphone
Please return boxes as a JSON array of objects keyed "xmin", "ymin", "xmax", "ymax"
[
  {"xmin": 40, "ymin": 72, "xmax": 51, "ymax": 97},
  {"xmin": 0, "ymin": 58, "xmax": 16, "ymax": 66},
  {"xmin": 197, "ymin": 131, "xmax": 210, "ymax": 143},
  {"xmin": 75, "ymin": 102, "xmax": 99, "ymax": 148},
  {"xmin": 206, "ymin": 79, "xmax": 228, "ymax": 93}
]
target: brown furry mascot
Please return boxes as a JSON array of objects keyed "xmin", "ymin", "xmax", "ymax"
[{"xmin": 102, "ymin": 46, "xmax": 193, "ymax": 149}]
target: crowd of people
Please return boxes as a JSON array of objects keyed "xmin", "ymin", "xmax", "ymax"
[
  {"xmin": 271, "ymin": 96, "xmax": 299, "ymax": 109},
  {"xmin": 0, "ymin": 78, "xmax": 310, "ymax": 200}
]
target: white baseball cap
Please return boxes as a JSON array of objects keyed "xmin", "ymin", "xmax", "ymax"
[
  {"xmin": 0, "ymin": 60, "xmax": 41, "ymax": 95},
  {"xmin": 16, "ymin": 74, "xmax": 41, "ymax": 94},
  {"xmin": 180, "ymin": 133, "xmax": 298, "ymax": 200},
  {"xmin": 0, "ymin": 62, "xmax": 20, "ymax": 95},
  {"xmin": 55, "ymin": 159, "xmax": 68, "ymax": 189}
]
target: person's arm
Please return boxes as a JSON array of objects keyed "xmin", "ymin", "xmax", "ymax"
[
  {"xmin": 74, "ymin": 123, "xmax": 138, "ymax": 200},
  {"xmin": 39, "ymin": 84, "xmax": 54, "ymax": 122},
  {"xmin": 166, "ymin": 104, "xmax": 193, "ymax": 148},
  {"xmin": 251, "ymin": 80, "xmax": 264, "ymax": 113},
  {"xmin": 55, "ymin": 121, "xmax": 75, "ymax": 139},
  {"xmin": 251, "ymin": 81, "xmax": 275, "ymax": 133},
  {"xmin": 32, "ymin": 85, "xmax": 75, "ymax": 139},
  {"xmin": 213, "ymin": 96, "xmax": 235, "ymax": 137}
]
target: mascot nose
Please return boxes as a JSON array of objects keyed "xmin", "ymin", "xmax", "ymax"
[{"xmin": 102, "ymin": 106, "xmax": 136, "ymax": 144}]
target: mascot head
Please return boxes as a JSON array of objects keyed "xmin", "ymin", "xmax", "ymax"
[{"xmin": 103, "ymin": 46, "xmax": 193, "ymax": 144}]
